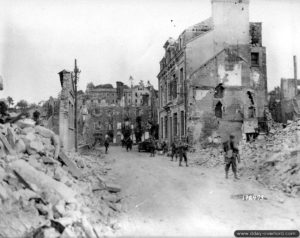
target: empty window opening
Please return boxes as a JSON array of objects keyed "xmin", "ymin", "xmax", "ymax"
[
  {"xmin": 248, "ymin": 106, "xmax": 256, "ymax": 118},
  {"xmin": 251, "ymin": 52, "xmax": 259, "ymax": 66},
  {"xmin": 214, "ymin": 84, "xmax": 225, "ymax": 98},
  {"xmin": 215, "ymin": 102, "xmax": 223, "ymax": 118}
]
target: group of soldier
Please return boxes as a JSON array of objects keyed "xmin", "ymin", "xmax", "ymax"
[
  {"xmin": 146, "ymin": 138, "xmax": 190, "ymax": 167},
  {"xmin": 122, "ymin": 137, "xmax": 133, "ymax": 151},
  {"xmin": 169, "ymin": 140, "xmax": 189, "ymax": 167},
  {"xmin": 100, "ymin": 132, "xmax": 241, "ymax": 179},
  {"xmin": 157, "ymin": 134, "xmax": 241, "ymax": 178}
]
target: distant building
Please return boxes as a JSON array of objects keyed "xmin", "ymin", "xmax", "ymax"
[
  {"xmin": 268, "ymin": 87, "xmax": 282, "ymax": 123},
  {"xmin": 78, "ymin": 81, "xmax": 158, "ymax": 145},
  {"xmin": 268, "ymin": 56, "xmax": 300, "ymax": 123},
  {"xmin": 280, "ymin": 77, "xmax": 300, "ymax": 123},
  {"xmin": 158, "ymin": 0, "xmax": 268, "ymax": 145}
]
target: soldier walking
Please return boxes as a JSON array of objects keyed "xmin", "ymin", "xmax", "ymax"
[
  {"xmin": 104, "ymin": 136, "xmax": 110, "ymax": 154},
  {"xmin": 150, "ymin": 138, "xmax": 156, "ymax": 157},
  {"xmin": 125, "ymin": 137, "xmax": 133, "ymax": 152},
  {"xmin": 170, "ymin": 141, "xmax": 178, "ymax": 161},
  {"xmin": 223, "ymin": 135, "xmax": 240, "ymax": 179},
  {"xmin": 178, "ymin": 141, "xmax": 188, "ymax": 167}
]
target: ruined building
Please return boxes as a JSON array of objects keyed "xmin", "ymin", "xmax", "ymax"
[
  {"xmin": 279, "ymin": 56, "xmax": 300, "ymax": 123},
  {"xmin": 78, "ymin": 81, "xmax": 158, "ymax": 145},
  {"xmin": 158, "ymin": 0, "xmax": 268, "ymax": 145},
  {"xmin": 268, "ymin": 56, "xmax": 300, "ymax": 123},
  {"xmin": 58, "ymin": 70, "xmax": 75, "ymax": 150}
]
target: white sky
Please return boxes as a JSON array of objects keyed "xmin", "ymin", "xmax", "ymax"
[{"xmin": 0, "ymin": 0, "xmax": 299, "ymax": 103}]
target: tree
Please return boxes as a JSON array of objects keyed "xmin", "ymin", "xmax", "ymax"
[
  {"xmin": 16, "ymin": 100, "xmax": 29, "ymax": 111},
  {"xmin": 7, "ymin": 96, "xmax": 14, "ymax": 108},
  {"xmin": 0, "ymin": 101, "xmax": 8, "ymax": 116},
  {"xmin": 86, "ymin": 82, "xmax": 95, "ymax": 90},
  {"xmin": 29, "ymin": 103, "xmax": 38, "ymax": 108}
]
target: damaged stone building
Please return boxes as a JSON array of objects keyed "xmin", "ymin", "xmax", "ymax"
[
  {"xmin": 268, "ymin": 56, "xmax": 300, "ymax": 123},
  {"xmin": 58, "ymin": 70, "xmax": 75, "ymax": 150},
  {"xmin": 78, "ymin": 82, "xmax": 158, "ymax": 145},
  {"xmin": 158, "ymin": 0, "xmax": 268, "ymax": 145}
]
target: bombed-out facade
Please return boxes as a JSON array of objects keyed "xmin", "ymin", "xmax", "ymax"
[
  {"xmin": 58, "ymin": 70, "xmax": 75, "ymax": 150},
  {"xmin": 78, "ymin": 82, "xmax": 159, "ymax": 145},
  {"xmin": 158, "ymin": 0, "xmax": 268, "ymax": 145}
]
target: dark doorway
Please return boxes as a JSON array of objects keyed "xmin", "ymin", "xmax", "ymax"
[{"xmin": 215, "ymin": 101, "xmax": 223, "ymax": 118}]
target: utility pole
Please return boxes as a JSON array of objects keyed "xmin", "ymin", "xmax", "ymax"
[{"xmin": 73, "ymin": 59, "xmax": 80, "ymax": 152}]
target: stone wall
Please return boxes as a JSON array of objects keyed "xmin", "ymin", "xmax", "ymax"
[{"xmin": 58, "ymin": 70, "xmax": 75, "ymax": 151}]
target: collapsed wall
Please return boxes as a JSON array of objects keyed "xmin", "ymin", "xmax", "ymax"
[
  {"xmin": 0, "ymin": 118, "xmax": 122, "ymax": 237},
  {"xmin": 239, "ymin": 119, "xmax": 300, "ymax": 196}
]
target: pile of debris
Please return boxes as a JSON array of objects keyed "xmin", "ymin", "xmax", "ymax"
[
  {"xmin": 239, "ymin": 119, "xmax": 300, "ymax": 196},
  {"xmin": 0, "ymin": 117, "xmax": 122, "ymax": 237},
  {"xmin": 189, "ymin": 146, "xmax": 224, "ymax": 168}
]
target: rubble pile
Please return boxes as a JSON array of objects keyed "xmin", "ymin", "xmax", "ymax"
[
  {"xmin": 239, "ymin": 119, "xmax": 300, "ymax": 196},
  {"xmin": 189, "ymin": 146, "xmax": 224, "ymax": 168},
  {"xmin": 0, "ymin": 118, "xmax": 122, "ymax": 237}
]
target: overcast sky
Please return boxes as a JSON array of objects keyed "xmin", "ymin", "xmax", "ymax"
[{"xmin": 0, "ymin": 0, "xmax": 299, "ymax": 104}]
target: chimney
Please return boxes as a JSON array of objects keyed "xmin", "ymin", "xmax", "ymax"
[{"xmin": 212, "ymin": 0, "xmax": 250, "ymax": 45}]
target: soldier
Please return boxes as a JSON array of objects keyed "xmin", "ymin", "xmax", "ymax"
[
  {"xmin": 104, "ymin": 136, "xmax": 110, "ymax": 154},
  {"xmin": 126, "ymin": 137, "xmax": 133, "ymax": 152},
  {"xmin": 170, "ymin": 141, "xmax": 178, "ymax": 161},
  {"xmin": 223, "ymin": 134, "xmax": 240, "ymax": 179},
  {"xmin": 150, "ymin": 138, "xmax": 156, "ymax": 157},
  {"xmin": 178, "ymin": 140, "xmax": 188, "ymax": 167},
  {"xmin": 161, "ymin": 141, "xmax": 167, "ymax": 154}
]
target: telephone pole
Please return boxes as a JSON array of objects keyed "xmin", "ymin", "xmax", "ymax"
[{"xmin": 74, "ymin": 59, "xmax": 80, "ymax": 152}]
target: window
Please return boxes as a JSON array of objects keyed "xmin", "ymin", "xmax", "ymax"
[
  {"xmin": 173, "ymin": 113, "xmax": 177, "ymax": 136},
  {"xmin": 181, "ymin": 111, "xmax": 185, "ymax": 136},
  {"xmin": 164, "ymin": 82, "xmax": 168, "ymax": 105},
  {"xmin": 160, "ymin": 85, "xmax": 163, "ymax": 107},
  {"xmin": 180, "ymin": 68, "xmax": 183, "ymax": 83},
  {"xmin": 165, "ymin": 116, "xmax": 168, "ymax": 138},
  {"xmin": 248, "ymin": 106, "xmax": 256, "ymax": 118},
  {"xmin": 215, "ymin": 102, "xmax": 223, "ymax": 118},
  {"xmin": 173, "ymin": 77, "xmax": 177, "ymax": 99},
  {"xmin": 214, "ymin": 84, "xmax": 224, "ymax": 98},
  {"xmin": 168, "ymin": 82, "xmax": 172, "ymax": 101},
  {"xmin": 251, "ymin": 52, "xmax": 259, "ymax": 66},
  {"xmin": 161, "ymin": 117, "xmax": 164, "ymax": 138}
]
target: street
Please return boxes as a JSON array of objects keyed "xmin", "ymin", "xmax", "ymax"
[{"xmin": 103, "ymin": 146, "xmax": 300, "ymax": 237}]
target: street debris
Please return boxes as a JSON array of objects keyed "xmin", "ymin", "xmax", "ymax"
[
  {"xmin": 189, "ymin": 118, "xmax": 300, "ymax": 197},
  {"xmin": 189, "ymin": 145, "xmax": 224, "ymax": 168},
  {"xmin": 239, "ymin": 119, "xmax": 300, "ymax": 197},
  {"xmin": 0, "ymin": 117, "xmax": 122, "ymax": 237}
]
